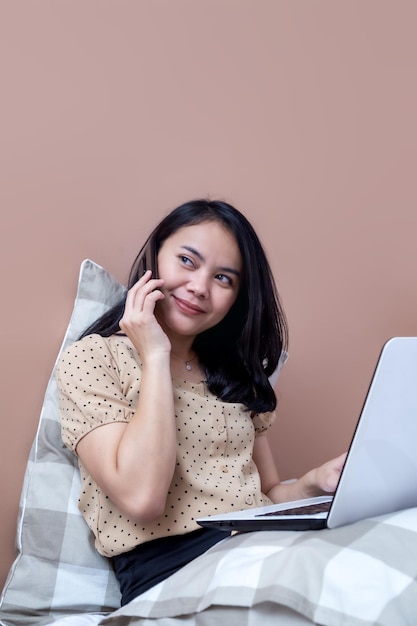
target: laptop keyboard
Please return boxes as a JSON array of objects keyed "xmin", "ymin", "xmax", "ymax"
[{"xmin": 256, "ymin": 500, "xmax": 332, "ymax": 517}]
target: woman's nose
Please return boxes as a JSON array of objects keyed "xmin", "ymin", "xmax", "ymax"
[{"xmin": 187, "ymin": 271, "xmax": 209, "ymax": 298}]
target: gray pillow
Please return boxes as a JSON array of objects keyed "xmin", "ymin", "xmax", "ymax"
[{"xmin": 0, "ymin": 260, "xmax": 125, "ymax": 626}]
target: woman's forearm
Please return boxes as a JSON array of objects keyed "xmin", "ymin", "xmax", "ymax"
[{"xmin": 114, "ymin": 354, "xmax": 177, "ymax": 518}]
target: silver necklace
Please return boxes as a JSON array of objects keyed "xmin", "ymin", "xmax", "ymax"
[{"xmin": 171, "ymin": 352, "xmax": 196, "ymax": 371}]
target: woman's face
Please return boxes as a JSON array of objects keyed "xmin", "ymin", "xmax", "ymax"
[{"xmin": 156, "ymin": 221, "xmax": 242, "ymax": 340}]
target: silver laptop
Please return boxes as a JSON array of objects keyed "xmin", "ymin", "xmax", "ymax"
[{"xmin": 197, "ymin": 337, "xmax": 417, "ymax": 532}]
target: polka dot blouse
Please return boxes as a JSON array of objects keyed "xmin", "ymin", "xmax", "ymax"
[{"xmin": 57, "ymin": 334, "xmax": 275, "ymax": 557}]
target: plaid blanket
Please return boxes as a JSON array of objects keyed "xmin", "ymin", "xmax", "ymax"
[{"xmin": 99, "ymin": 508, "xmax": 417, "ymax": 626}]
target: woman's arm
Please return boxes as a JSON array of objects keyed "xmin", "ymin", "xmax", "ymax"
[
  {"xmin": 76, "ymin": 272, "xmax": 177, "ymax": 522},
  {"xmin": 253, "ymin": 436, "xmax": 346, "ymax": 503}
]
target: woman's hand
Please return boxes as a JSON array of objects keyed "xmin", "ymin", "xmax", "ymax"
[
  {"xmin": 256, "ymin": 435, "xmax": 347, "ymax": 504},
  {"xmin": 301, "ymin": 452, "xmax": 347, "ymax": 497},
  {"xmin": 119, "ymin": 270, "xmax": 171, "ymax": 360}
]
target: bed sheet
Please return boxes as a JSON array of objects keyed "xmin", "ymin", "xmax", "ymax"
[
  {"xmin": 52, "ymin": 605, "xmax": 314, "ymax": 626},
  {"xmin": 50, "ymin": 507, "xmax": 417, "ymax": 626}
]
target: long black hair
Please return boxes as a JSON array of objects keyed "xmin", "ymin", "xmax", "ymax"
[{"xmin": 80, "ymin": 199, "xmax": 288, "ymax": 413}]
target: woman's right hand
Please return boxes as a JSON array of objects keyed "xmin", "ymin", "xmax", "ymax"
[{"xmin": 119, "ymin": 270, "xmax": 171, "ymax": 360}]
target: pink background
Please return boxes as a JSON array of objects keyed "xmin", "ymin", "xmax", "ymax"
[{"xmin": 1, "ymin": 0, "xmax": 417, "ymax": 587}]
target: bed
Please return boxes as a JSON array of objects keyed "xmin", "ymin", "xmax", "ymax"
[{"xmin": 1, "ymin": 260, "xmax": 416, "ymax": 626}]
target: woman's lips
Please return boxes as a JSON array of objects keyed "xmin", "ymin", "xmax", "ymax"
[{"xmin": 173, "ymin": 296, "xmax": 205, "ymax": 315}]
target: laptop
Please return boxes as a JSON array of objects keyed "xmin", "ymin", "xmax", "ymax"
[{"xmin": 197, "ymin": 337, "xmax": 417, "ymax": 532}]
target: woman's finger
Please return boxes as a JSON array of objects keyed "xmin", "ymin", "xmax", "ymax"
[{"xmin": 124, "ymin": 274, "xmax": 164, "ymax": 316}]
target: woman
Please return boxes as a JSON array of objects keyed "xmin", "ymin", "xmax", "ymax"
[{"xmin": 57, "ymin": 198, "xmax": 345, "ymax": 605}]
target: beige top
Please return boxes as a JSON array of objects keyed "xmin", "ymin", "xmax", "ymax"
[{"xmin": 57, "ymin": 334, "xmax": 275, "ymax": 557}]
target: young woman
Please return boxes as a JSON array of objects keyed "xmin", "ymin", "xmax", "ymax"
[{"xmin": 57, "ymin": 198, "xmax": 345, "ymax": 605}]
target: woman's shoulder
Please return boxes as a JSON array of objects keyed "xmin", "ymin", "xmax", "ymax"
[
  {"xmin": 60, "ymin": 332, "xmax": 111, "ymax": 356},
  {"xmin": 59, "ymin": 333, "xmax": 140, "ymax": 366}
]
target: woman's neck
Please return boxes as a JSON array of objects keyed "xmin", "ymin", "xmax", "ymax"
[
  {"xmin": 156, "ymin": 314, "xmax": 196, "ymax": 362},
  {"xmin": 169, "ymin": 339, "xmax": 196, "ymax": 363}
]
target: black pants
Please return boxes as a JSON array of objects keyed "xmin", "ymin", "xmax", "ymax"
[{"xmin": 112, "ymin": 527, "xmax": 230, "ymax": 606}]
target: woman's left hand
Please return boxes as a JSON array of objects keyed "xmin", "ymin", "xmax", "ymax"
[
  {"xmin": 308, "ymin": 452, "xmax": 347, "ymax": 495},
  {"xmin": 255, "ymin": 437, "xmax": 347, "ymax": 504}
]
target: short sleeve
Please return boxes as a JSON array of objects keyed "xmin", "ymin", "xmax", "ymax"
[
  {"xmin": 252, "ymin": 410, "xmax": 276, "ymax": 436},
  {"xmin": 57, "ymin": 334, "xmax": 139, "ymax": 452}
]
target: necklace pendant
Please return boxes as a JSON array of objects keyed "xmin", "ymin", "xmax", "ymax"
[{"xmin": 185, "ymin": 361, "xmax": 192, "ymax": 371}]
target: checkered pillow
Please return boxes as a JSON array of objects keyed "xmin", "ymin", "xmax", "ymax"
[{"xmin": 0, "ymin": 260, "xmax": 126, "ymax": 626}]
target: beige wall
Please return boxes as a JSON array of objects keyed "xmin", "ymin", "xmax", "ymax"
[{"xmin": 1, "ymin": 1, "xmax": 416, "ymax": 587}]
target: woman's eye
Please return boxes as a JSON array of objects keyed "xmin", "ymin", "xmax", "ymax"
[
  {"xmin": 179, "ymin": 255, "xmax": 193, "ymax": 267},
  {"xmin": 216, "ymin": 274, "xmax": 233, "ymax": 286}
]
